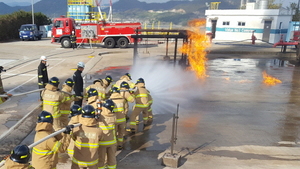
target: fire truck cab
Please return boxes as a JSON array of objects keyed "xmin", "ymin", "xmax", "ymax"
[{"xmin": 51, "ymin": 17, "xmax": 142, "ymax": 48}]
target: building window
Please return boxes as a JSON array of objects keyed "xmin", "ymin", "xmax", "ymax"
[
  {"xmin": 223, "ymin": 21, "xmax": 230, "ymax": 25},
  {"xmin": 238, "ymin": 22, "xmax": 245, "ymax": 26}
]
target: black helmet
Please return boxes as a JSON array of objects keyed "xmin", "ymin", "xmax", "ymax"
[
  {"xmin": 136, "ymin": 78, "xmax": 145, "ymax": 84},
  {"xmin": 105, "ymin": 75, "xmax": 113, "ymax": 84},
  {"xmin": 93, "ymin": 79, "xmax": 101, "ymax": 84},
  {"xmin": 70, "ymin": 104, "xmax": 82, "ymax": 117},
  {"xmin": 49, "ymin": 77, "xmax": 60, "ymax": 87},
  {"xmin": 37, "ymin": 111, "xmax": 53, "ymax": 124},
  {"xmin": 120, "ymin": 81, "xmax": 130, "ymax": 89},
  {"xmin": 103, "ymin": 99, "xmax": 115, "ymax": 112},
  {"xmin": 82, "ymin": 105, "xmax": 96, "ymax": 118},
  {"xmin": 65, "ymin": 78, "xmax": 74, "ymax": 87},
  {"xmin": 125, "ymin": 73, "xmax": 132, "ymax": 80},
  {"xmin": 10, "ymin": 145, "xmax": 31, "ymax": 164},
  {"xmin": 110, "ymin": 87, "xmax": 120, "ymax": 93},
  {"xmin": 87, "ymin": 88, "xmax": 98, "ymax": 98}
]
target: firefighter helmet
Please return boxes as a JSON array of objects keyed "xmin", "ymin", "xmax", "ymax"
[
  {"xmin": 10, "ymin": 145, "xmax": 31, "ymax": 164},
  {"xmin": 93, "ymin": 79, "xmax": 101, "ymax": 84},
  {"xmin": 82, "ymin": 105, "xmax": 96, "ymax": 118},
  {"xmin": 110, "ymin": 87, "xmax": 120, "ymax": 93},
  {"xmin": 77, "ymin": 62, "xmax": 85, "ymax": 68},
  {"xmin": 70, "ymin": 104, "xmax": 82, "ymax": 117},
  {"xmin": 87, "ymin": 88, "xmax": 98, "ymax": 98},
  {"xmin": 136, "ymin": 78, "xmax": 145, "ymax": 84},
  {"xmin": 105, "ymin": 75, "xmax": 113, "ymax": 84},
  {"xmin": 120, "ymin": 81, "xmax": 130, "ymax": 89},
  {"xmin": 64, "ymin": 78, "xmax": 74, "ymax": 87},
  {"xmin": 40, "ymin": 56, "xmax": 47, "ymax": 61},
  {"xmin": 125, "ymin": 73, "xmax": 132, "ymax": 80},
  {"xmin": 103, "ymin": 99, "xmax": 115, "ymax": 112},
  {"xmin": 49, "ymin": 77, "xmax": 60, "ymax": 87},
  {"xmin": 37, "ymin": 111, "xmax": 53, "ymax": 124}
]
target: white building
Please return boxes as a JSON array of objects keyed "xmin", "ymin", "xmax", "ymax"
[{"xmin": 205, "ymin": 0, "xmax": 293, "ymax": 44}]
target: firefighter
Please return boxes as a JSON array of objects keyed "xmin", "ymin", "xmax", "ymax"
[
  {"xmin": 0, "ymin": 66, "xmax": 12, "ymax": 104},
  {"xmin": 87, "ymin": 88, "xmax": 100, "ymax": 109},
  {"xmin": 67, "ymin": 104, "xmax": 82, "ymax": 157},
  {"xmin": 73, "ymin": 62, "xmax": 85, "ymax": 106},
  {"xmin": 59, "ymin": 78, "xmax": 76, "ymax": 127},
  {"xmin": 98, "ymin": 99, "xmax": 117, "ymax": 169},
  {"xmin": 129, "ymin": 78, "xmax": 149, "ymax": 134},
  {"xmin": 109, "ymin": 87, "xmax": 126, "ymax": 150},
  {"xmin": 71, "ymin": 105, "xmax": 103, "ymax": 169},
  {"xmin": 103, "ymin": 75, "xmax": 113, "ymax": 95},
  {"xmin": 147, "ymin": 90, "xmax": 153, "ymax": 119},
  {"xmin": 37, "ymin": 56, "xmax": 49, "ymax": 101},
  {"xmin": 71, "ymin": 31, "xmax": 77, "ymax": 50},
  {"xmin": 113, "ymin": 73, "xmax": 135, "ymax": 89},
  {"xmin": 5, "ymin": 144, "xmax": 33, "ymax": 169},
  {"xmin": 41, "ymin": 76, "xmax": 67, "ymax": 130},
  {"xmin": 84, "ymin": 79, "xmax": 106, "ymax": 101},
  {"xmin": 119, "ymin": 81, "xmax": 135, "ymax": 121},
  {"xmin": 32, "ymin": 111, "xmax": 72, "ymax": 169}
]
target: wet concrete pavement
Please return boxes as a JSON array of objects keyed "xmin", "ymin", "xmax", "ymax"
[{"xmin": 1, "ymin": 39, "xmax": 300, "ymax": 168}]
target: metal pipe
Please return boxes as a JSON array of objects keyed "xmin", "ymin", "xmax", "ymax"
[
  {"xmin": 174, "ymin": 104, "xmax": 179, "ymax": 144},
  {"xmin": 0, "ymin": 89, "xmax": 43, "ymax": 98},
  {"xmin": 173, "ymin": 38, "xmax": 178, "ymax": 67},
  {"xmin": 28, "ymin": 123, "xmax": 81, "ymax": 148},
  {"xmin": 0, "ymin": 123, "xmax": 81, "ymax": 167},
  {"xmin": 133, "ymin": 29, "xmax": 138, "ymax": 65},
  {"xmin": 0, "ymin": 89, "xmax": 73, "ymax": 98},
  {"xmin": 31, "ymin": 0, "xmax": 34, "ymax": 24},
  {"xmin": 170, "ymin": 114, "xmax": 176, "ymax": 155}
]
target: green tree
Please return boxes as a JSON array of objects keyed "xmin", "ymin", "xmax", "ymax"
[
  {"xmin": 0, "ymin": 10, "xmax": 51, "ymax": 41},
  {"xmin": 268, "ymin": 0, "xmax": 281, "ymax": 9}
]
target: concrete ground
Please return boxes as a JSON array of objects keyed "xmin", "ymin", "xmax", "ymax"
[{"xmin": 1, "ymin": 38, "xmax": 300, "ymax": 168}]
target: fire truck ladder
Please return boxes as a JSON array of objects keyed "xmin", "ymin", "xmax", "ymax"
[{"xmin": 96, "ymin": 0, "xmax": 113, "ymax": 22}]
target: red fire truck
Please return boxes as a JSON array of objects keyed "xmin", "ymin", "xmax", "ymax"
[{"xmin": 51, "ymin": 17, "xmax": 142, "ymax": 48}]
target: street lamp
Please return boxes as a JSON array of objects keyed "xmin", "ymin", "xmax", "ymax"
[{"xmin": 31, "ymin": 0, "xmax": 34, "ymax": 24}]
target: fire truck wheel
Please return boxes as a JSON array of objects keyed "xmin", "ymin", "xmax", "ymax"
[
  {"xmin": 104, "ymin": 38, "xmax": 116, "ymax": 48},
  {"xmin": 117, "ymin": 38, "xmax": 128, "ymax": 48},
  {"xmin": 61, "ymin": 38, "xmax": 71, "ymax": 48}
]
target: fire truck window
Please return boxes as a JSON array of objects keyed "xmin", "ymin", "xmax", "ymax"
[
  {"xmin": 66, "ymin": 21, "xmax": 69, "ymax": 27},
  {"xmin": 54, "ymin": 21, "xmax": 63, "ymax": 28}
]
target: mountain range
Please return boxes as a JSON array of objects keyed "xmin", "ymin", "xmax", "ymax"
[{"xmin": 0, "ymin": 0, "xmax": 240, "ymax": 20}]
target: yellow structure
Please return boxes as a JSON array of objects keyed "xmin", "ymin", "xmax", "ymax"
[
  {"xmin": 210, "ymin": 2, "xmax": 221, "ymax": 10},
  {"xmin": 67, "ymin": 0, "xmax": 106, "ymax": 21}
]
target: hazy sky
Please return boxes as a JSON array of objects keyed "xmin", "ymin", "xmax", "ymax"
[
  {"xmin": 1, "ymin": 0, "xmax": 299, "ymax": 7},
  {"xmin": 1, "ymin": 0, "xmax": 170, "ymax": 6}
]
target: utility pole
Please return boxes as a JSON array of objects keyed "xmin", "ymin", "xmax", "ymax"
[{"xmin": 31, "ymin": 0, "xmax": 34, "ymax": 24}]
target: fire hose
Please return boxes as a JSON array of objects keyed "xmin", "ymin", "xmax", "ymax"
[
  {"xmin": 0, "ymin": 89, "xmax": 75, "ymax": 98},
  {"xmin": 0, "ymin": 123, "xmax": 82, "ymax": 167}
]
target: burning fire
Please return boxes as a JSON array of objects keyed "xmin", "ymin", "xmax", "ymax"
[
  {"xmin": 179, "ymin": 19, "xmax": 211, "ymax": 79},
  {"xmin": 262, "ymin": 71, "xmax": 282, "ymax": 86}
]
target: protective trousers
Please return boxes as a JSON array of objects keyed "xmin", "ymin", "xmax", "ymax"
[
  {"xmin": 124, "ymin": 102, "xmax": 129, "ymax": 116},
  {"xmin": 116, "ymin": 122, "xmax": 126, "ymax": 147},
  {"xmin": 53, "ymin": 117, "xmax": 64, "ymax": 131},
  {"xmin": 98, "ymin": 145, "xmax": 117, "ymax": 169},
  {"xmin": 130, "ymin": 106, "xmax": 149, "ymax": 131},
  {"xmin": 60, "ymin": 113, "xmax": 69, "ymax": 127},
  {"xmin": 148, "ymin": 103, "xmax": 153, "ymax": 118}
]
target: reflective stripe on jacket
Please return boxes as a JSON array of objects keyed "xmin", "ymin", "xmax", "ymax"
[
  {"xmin": 41, "ymin": 84, "xmax": 66, "ymax": 119},
  {"xmin": 71, "ymin": 118, "xmax": 103, "ymax": 168},
  {"xmin": 32, "ymin": 122, "xmax": 70, "ymax": 169}
]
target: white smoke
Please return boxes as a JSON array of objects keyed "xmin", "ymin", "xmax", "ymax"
[{"xmin": 130, "ymin": 58, "xmax": 202, "ymax": 115}]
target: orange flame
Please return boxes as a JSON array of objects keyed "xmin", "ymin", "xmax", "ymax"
[
  {"xmin": 179, "ymin": 19, "xmax": 211, "ymax": 79},
  {"xmin": 262, "ymin": 71, "xmax": 282, "ymax": 86}
]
